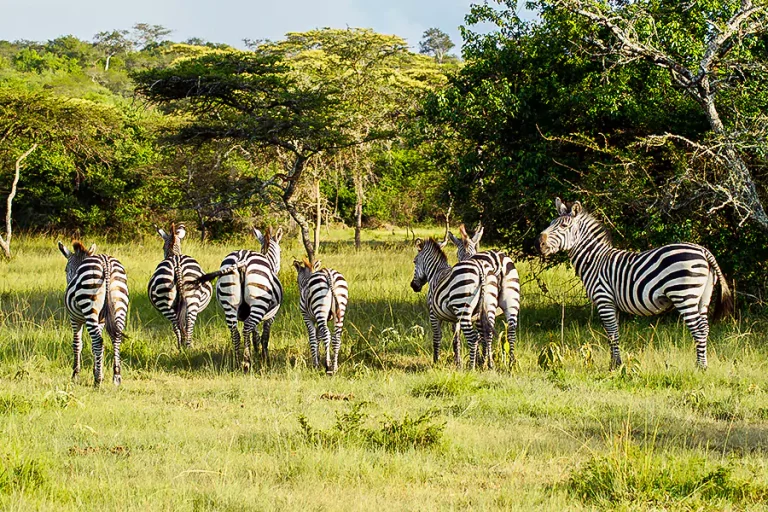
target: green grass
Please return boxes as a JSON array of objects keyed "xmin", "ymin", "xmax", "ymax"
[{"xmin": 0, "ymin": 227, "xmax": 767, "ymax": 510}]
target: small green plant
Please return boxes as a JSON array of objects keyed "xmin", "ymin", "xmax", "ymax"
[
  {"xmin": 538, "ymin": 342, "xmax": 563, "ymax": 371},
  {"xmin": 0, "ymin": 457, "xmax": 48, "ymax": 495}
]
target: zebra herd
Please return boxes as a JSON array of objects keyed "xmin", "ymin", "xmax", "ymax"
[{"xmin": 56, "ymin": 197, "xmax": 733, "ymax": 386}]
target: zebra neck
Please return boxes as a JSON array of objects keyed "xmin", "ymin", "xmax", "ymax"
[
  {"xmin": 426, "ymin": 261, "xmax": 452, "ymax": 290},
  {"xmin": 569, "ymin": 237, "xmax": 614, "ymax": 278}
]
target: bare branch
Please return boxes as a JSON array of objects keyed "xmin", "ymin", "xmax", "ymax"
[{"xmin": 0, "ymin": 143, "xmax": 38, "ymax": 259}]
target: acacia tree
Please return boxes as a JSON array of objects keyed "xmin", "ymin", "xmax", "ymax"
[
  {"xmin": 93, "ymin": 30, "xmax": 133, "ymax": 71},
  {"xmin": 546, "ymin": 0, "xmax": 768, "ymax": 229},
  {"xmin": 134, "ymin": 50, "xmax": 353, "ymax": 259}
]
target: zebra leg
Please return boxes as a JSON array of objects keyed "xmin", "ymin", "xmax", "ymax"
[
  {"xmin": 185, "ymin": 307, "xmax": 199, "ymax": 349},
  {"xmin": 460, "ymin": 318, "xmax": 480, "ymax": 370},
  {"xmin": 483, "ymin": 310, "xmax": 497, "ymax": 370},
  {"xmin": 597, "ymin": 302, "xmax": 622, "ymax": 369},
  {"xmin": 86, "ymin": 323, "xmax": 106, "ymax": 387},
  {"xmin": 303, "ymin": 314, "xmax": 319, "ymax": 369},
  {"xmin": 112, "ymin": 331, "xmax": 122, "ymax": 386},
  {"xmin": 679, "ymin": 310, "xmax": 710, "ymax": 370},
  {"xmin": 330, "ymin": 317, "xmax": 344, "ymax": 375},
  {"xmin": 429, "ymin": 310, "xmax": 443, "ymax": 364},
  {"xmin": 242, "ymin": 310, "xmax": 266, "ymax": 374},
  {"xmin": 71, "ymin": 320, "xmax": 84, "ymax": 381},
  {"xmin": 506, "ymin": 310, "xmax": 519, "ymax": 367},
  {"xmin": 229, "ymin": 324, "xmax": 243, "ymax": 372},
  {"xmin": 259, "ymin": 318, "xmax": 273, "ymax": 366},
  {"xmin": 452, "ymin": 323, "xmax": 462, "ymax": 368},
  {"xmin": 317, "ymin": 319, "xmax": 332, "ymax": 373}
]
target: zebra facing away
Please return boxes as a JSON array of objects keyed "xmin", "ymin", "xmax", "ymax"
[
  {"xmin": 197, "ymin": 227, "xmax": 283, "ymax": 372},
  {"xmin": 148, "ymin": 223, "xmax": 212, "ymax": 349},
  {"xmin": 293, "ymin": 259, "xmax": 348, "ymax": 375},
  {"xmin": 537, "ymin": 198, "xmax": 734, "ymax": 370},
  {"xmin": 411, "ymin": 238, "xmax": 498, "ymax": 369},
  {"xmin": 449, "ymin": 223, "xmax": 522, "ymax": 365},
  {"xmin": 57, "ymin": 241, "xmax": 129, "ymax": 386}
]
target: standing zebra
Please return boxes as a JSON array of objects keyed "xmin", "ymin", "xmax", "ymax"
[
  {"xmin": 449, "ymin": 223, "xmax": 522, "ymax": 365},
  {"xmin": 198, "ymin": 227, "xmax": 283, "ymax": 372},
  {"xmin": 293, "ymin": 259, "xmax": 348, "ymax": 375},
  {"xmin": 537, "ymin": 198, "xmax": 733, "ymax": 369},
  {"xmin": 148, "ymin": 223, "xmax": 212, "ymax": 349},
  {"xmin": 57, "ymin": 241, "xmax": 129, "ymax": 386},
  {"xmin": 410, "ymin": 238, "xmax": 498, "ymax": 369}
]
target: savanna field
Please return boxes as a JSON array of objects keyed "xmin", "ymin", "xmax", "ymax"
[{"xmin": 0, "ymin": 227, "xmax": 765, "ymax": 511}]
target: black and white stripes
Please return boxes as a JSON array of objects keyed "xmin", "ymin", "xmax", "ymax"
[
  {"xmin": 212, "ymin": 227, "xmax": 284, "ymax": 372},
  {"xmin": 148, "ymin": 223, "xmax": 212, "ymax": 349},
  {"xmin": 58, "ymin": 241, "xmax": 129, "ymax": 386},
  {"xmin": 411, "ymin": 238, "xmax": 498, "ymax": 369},
  {"xmin": 293, "ymin": 259, "xmax": 348, "ymax": 374},
  {"xmin": 537, "ymin": 198, "xmax": 734, "ymax": 369}
]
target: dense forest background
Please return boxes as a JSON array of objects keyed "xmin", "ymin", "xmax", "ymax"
[{"xmin": 3, "ymin": 0, "xmax": 768, "ymax": 295}]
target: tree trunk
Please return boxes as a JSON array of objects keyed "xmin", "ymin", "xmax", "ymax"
[
  {"xmin": 313, "ymin": 178, "xmax": 321, "ymax": 256},
  {"xmin": 282, "ymin": 154, "xmax": 314, "ymax": 260},
  {"xmin": 354, "ymin": 172, "xmax": 363, "ymax": 250},
  {"xmin": 1, "ymin": 144, "xmax": 38, "ymax": 259},
  {"xmin": 105, "ymin": 54, "xmax": 112, "ymax": 72}
]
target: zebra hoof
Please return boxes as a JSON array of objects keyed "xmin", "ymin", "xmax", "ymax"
[{"xmin": 113, "ymin": 375, "xmax": 122, "ymax": 386}]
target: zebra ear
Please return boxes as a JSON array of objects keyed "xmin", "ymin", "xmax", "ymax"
[
  {"xmin": 472, "ymin": 225, "xmax": 484, "ymax": 244},
  {"xmin": 570, "ymin": 201, "xmax": 583, "ymax": 217},
  {"xmin": 155, "ymin": 225, "xmax": 168, "ymax": 239},
  {"xmin": 448, "ymin": 231, "xmax": 461, "ymax": 247},
  {"xmin": 415, "ymin": 238, "xmax": 424, "ymax": 251},
  {"xmin": 273, "ymin": 227, "xmax": 283, "ymax": 243},
  {"xmin": 57, "ymin": 241, "xmax": 70, "ymax": 258},
  {"xmin": 175, "ymin": 225, "xmax": 186, "ymax": 239},
  {"xmin": 555, "ymin": 197, "xmax": 568, "ymax": 215},
  {"xmin": 87, "ymin": 244, "xmax": 97, "ymax": 255},
  {"xmin": 292, "ymin": 259, "xmax": 302, "ymax": 272},
  {"xmin": 313, "ymin": 260, "xmax": 322, "ymax": 271},
  {"xmin": 253, "ymin": 228, "xmax": 265, "ymax": 245}
]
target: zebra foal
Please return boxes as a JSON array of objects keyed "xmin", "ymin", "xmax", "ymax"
[
  {"xmin": 411, "ymin": 238, "xmax": 498, "ymax": 369},
  {"xmin": 449, "ymin": 223, "xmax": 521, "ymax": 365},
  {"xmin": 58, "ymin": 241, "xmax": 129, "ymax": 386},
  {"xmin": 537, "ymin": 198, "xmax": 733, "ymax": 369},
  {"xmin": 148, "ymin": 223, "xmax": 212, "ymax": 349},
  {"xmin": 293, "ymin": 259, "xmax": 348, "ymax": 375}
]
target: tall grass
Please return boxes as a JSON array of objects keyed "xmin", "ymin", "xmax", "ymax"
[{"xmin": 0, "ymin": 227, "xmax": 766, "ymax": 510}]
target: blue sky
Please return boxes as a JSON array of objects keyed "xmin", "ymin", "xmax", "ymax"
[{"xmin": 0, "ymin": 0, "xmax": 534, "ymax": 52}]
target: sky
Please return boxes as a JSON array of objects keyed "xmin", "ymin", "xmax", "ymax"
[{"xmin": 0, "ymin": 0, "xmax": 535, "ymax": 52}]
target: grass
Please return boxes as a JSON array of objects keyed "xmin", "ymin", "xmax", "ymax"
[{"xmin": 0, "ymin": 226, "xmax": 767, "ymax": 510}]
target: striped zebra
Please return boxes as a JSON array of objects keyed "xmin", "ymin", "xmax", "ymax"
[
  {"xmin": 411, "ymin": 238, "xmax": 498, "ymax": 369},
  {"xmin": 537, "ymin": 198, "xmax": 734, "ymax": 369},
  {"xmin": 198, "ymin": 227, "xmax": 283, "ymax": 372},
  {"xmin": 449, "ymin": 223, "xmax": 522, "ymax": 365},
  {"xmin": 57, "ymin": 241, "xmax": 129, "ymax": 386},
  {"xmin": 148, "ymin": 223, "xmax": 212, "ymax": 349},
  {"xmin": 293, "ymin": 259, "xmax": 348, "ymax": 375}
]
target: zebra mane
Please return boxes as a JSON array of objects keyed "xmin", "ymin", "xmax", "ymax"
[
  {"xmin": 424, "ymin": 238, "xmax": 448, "ymax": 264},
  {"xmin": 261, "ymin": 227, "xmax": 272, "ymax": 254},
  {"xmin": 579, "ymin": 211, "xmax": 612, "ymax": 244},
  {"xmin": 302, "ymin": 257, "xmax": 313, "ymax": 270},
  {"xmin": 72, "ymin": 240, "xmax": 87, "ymax": 253}
]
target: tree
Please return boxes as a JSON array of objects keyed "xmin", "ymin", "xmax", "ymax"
[
  {"xmin": 0, "ymin": 144, "xmax": 36, "ymax": 259},
  {"xmin": 548, "ymin": 0, "xmax": 768, "ymax": 230},
  {"xmin": 133, "ymin": 50, "xmax": 353, "ymax": 260},
  {"xmin": 93, "ymin": 30, "xmax": 133, "ymax": 71},
  {"xmin": 132, "ymin": 23, "xmax": 172, "ymax": 49},
  {"xmin": 419, "ymin": 28, "xmax": 455, "ymax": 63}
]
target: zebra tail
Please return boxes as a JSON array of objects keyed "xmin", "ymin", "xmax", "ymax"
[
  {"xmin": 103, "ymin": 258, "xmax": 120, "ymax": 341},
  {"xmin": 192, "ymin": 261, "xmax": 247, "ymax": 287},
  {"xmin": 324, "ymin": 270, "xmax": 342, "ymax": 322},
  {"xmin": 174, "ymin": 263, "xmax": 188, "ymax": 338},
  {"xmin": 705, "ymin": 249, "xmax": 734, "ymax": 320},
  {"xmin": 477, "ymin": 264, "xmax": 492, "ymax": 350}
]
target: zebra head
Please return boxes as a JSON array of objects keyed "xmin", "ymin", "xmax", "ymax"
[
  {"xmin": 293, "ymin": 258, "xmax": 321, "ymax": 288},
  {"xmin": 411, "ymin": 238, "xmax": 448, "ymax": 292},
  {"xmin": 449, "ymin": 222, "xmax": 483, "ymax": 261},
  {"xmin": 537, "ymin": 198, "xmax": 584, "ymax": 256},
  {"xmin": 57, "ymin": 240, "xmax": 97, "ymax": 284},
  {"xmin": 254, "ymin": 226, "xmax": 283, "ymax": 273},
  {"xmin": 155, "ymin": 223, "xmax": 186, "ymax": 259}
]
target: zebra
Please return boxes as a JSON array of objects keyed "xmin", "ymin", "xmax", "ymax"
[
  {"xmin": 410, "ymin": 238, "xmax": 498, "ymax": 369},
  {"xmin": 197, "ymin": 227, "xmax": 283, "ymax": 372},
  {"xmin": 536, "ymin": 198, "xmax": 734, "ymax": 369},
  {"xmin": 148, "ymin": 223, "xmax": 212, "ymax": 349},
  {"xmin": 293, "ymin": 259, "xmax": 348, "ymax": 375},
  {"xmin": 57, "ymin": 241, "xmax": 129, "ymax": 386},
  {"xmin": 449, "ymin": 223, "xmax": 522, "ymax": 365}
]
